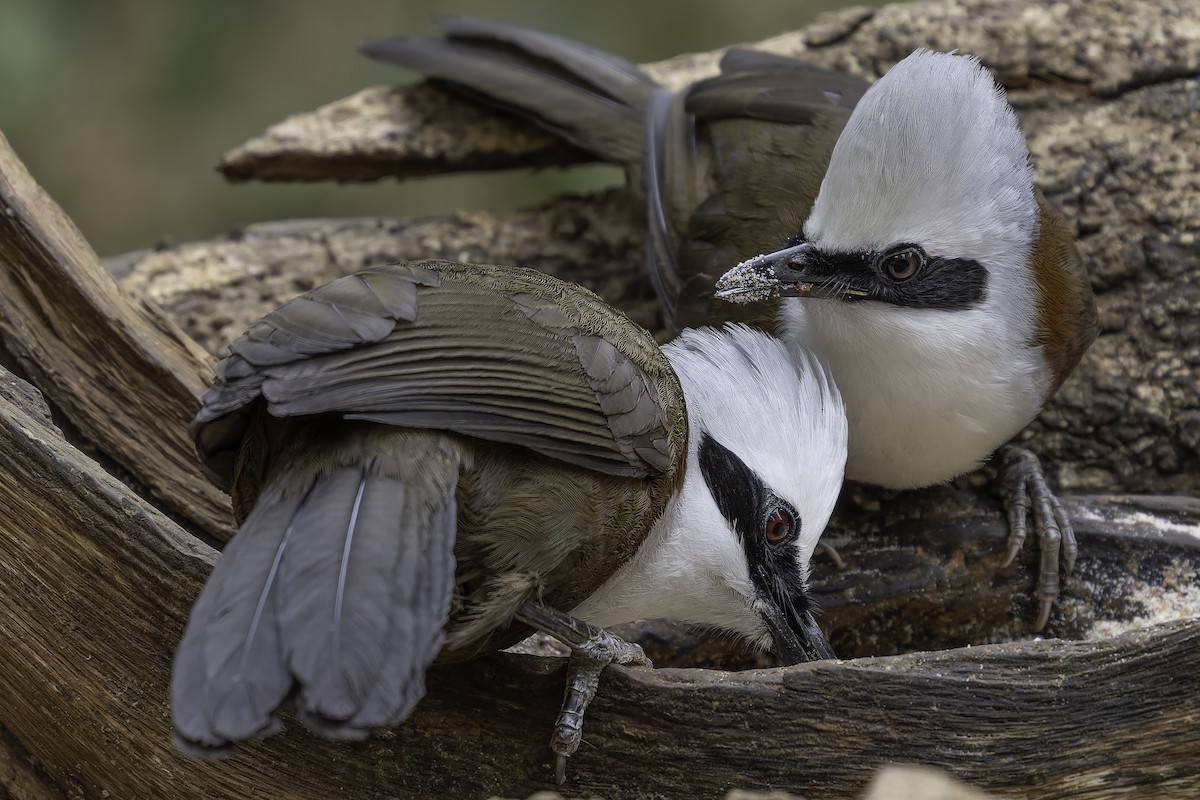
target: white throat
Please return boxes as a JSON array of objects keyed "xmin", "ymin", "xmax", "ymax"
[{"xmin": 779, "ymin": 300, "xmax": 1048, "ymax": 488}]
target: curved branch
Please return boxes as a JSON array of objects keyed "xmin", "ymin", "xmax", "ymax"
[
  {"xmin": 1, "ymin": 362, "xmax": 1197, "ymax": 798},
  {"xmin": 0, "ymin": 130, "xmax": 232, "ymax": 541}
]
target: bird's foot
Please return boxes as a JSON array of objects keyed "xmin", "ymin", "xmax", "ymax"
[
  {"xmin": 552, "ymin": 635, "xmax": 650, "ymax": 784},
  {"xmin": 515, "ymin": 600, "xmax": 652, "ymax": 785},
  {"xmin": 994, "ymin": 444, "xmax": 1077, "ymax": 631}
]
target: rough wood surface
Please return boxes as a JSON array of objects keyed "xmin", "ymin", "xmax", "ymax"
[
  {"xmin": 1, "ymin": 360, "xmax": 1196, "ymax": 800},
  {"xmin": 118, "ymin": 0, "xmax": 1200, "ymax": 496},
  {"xmin": 2, "ymin": 0, "xmax": 1198, "ymax": 797},
  {"xmin": 218, "ymin": 83, "xmax": 593, "ymax": 183},
  {"xmin": 0, "ymin": 130, "xmax": 233, "ymax": 542}
]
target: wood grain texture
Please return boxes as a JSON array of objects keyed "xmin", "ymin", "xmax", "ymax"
[
  {"xmin": 1, "ymin": 362, "xmax": 1197, "ymax": 799},
  {"xmin": 0, "ymin": 130, "xmax": 233, "ymax": 542}
]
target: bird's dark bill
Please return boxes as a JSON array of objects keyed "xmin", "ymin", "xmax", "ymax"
[{"xmin": 763, "ymin": 602, "xmax": 835, "ymax": 665}]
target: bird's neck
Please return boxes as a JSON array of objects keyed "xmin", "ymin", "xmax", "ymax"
[{"xmin": 570, "ymin": 478, "xmax": 759, "ymax": 638}]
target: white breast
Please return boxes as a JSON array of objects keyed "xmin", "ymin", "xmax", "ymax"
[{"xmin": 780, "ymin": 298, "xmax": 1050, "ymax": 489}]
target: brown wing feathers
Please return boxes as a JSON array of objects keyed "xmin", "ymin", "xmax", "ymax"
[{"xmin": 194, "ymin": 261, "xmax": 682, "ymax": 485}]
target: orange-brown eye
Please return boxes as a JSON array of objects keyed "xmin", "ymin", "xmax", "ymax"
[
  {"xmin": 765, "ymin": 511, "xmax": 791, "ymax": 544},
  {"xmin": 881, "ymin": 246, "xmax": 925, "ymax": 282}
]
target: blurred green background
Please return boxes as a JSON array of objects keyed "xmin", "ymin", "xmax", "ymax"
[{"xmin": 0, "ymin": 0, "xmax": 868, "ymax": 258}]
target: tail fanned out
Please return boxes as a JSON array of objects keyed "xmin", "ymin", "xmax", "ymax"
[
  {"xmin": 172, "ymin": 457, "xmax": 458, "ymax": 754},
  {"xmin": 359, "ymin": 16, "xmax": 657, "ymax": 165}
]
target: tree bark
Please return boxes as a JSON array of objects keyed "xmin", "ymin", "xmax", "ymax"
[
  {"xmin": 0, "ymin": 130, "xmax": 232, "ymax": 542},
  {"xmin": 1, "ymin": 362, "xmax": 1197, "ymax": 799}
]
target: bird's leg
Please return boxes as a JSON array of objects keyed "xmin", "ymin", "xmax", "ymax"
[
  {"xmin": 515, "ymin": 599, "xmax": 652, "ymax": 785},
  {"xmin": 994, "ymin": 444, "xmax": 1077, "ymax": 631}
]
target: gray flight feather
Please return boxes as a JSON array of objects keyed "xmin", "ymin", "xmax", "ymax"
[
  {"xmin": 228, "ymin": 268, "xmax": 434, "ymax": 367},
  {"xmin": 359, "ymin": 16, "xmax": 656, "ymax": 167},
  {"xmin": 173, "ymin": 451, "xmax": 460, "ymax": 749},
  {"xmin": 275, "ymin": 465, "xmax": 458, "ymax": 736},
  {"xmin": 171, "ymin": 484, "xmax": 313, "ymax": 755},
  {"xmin": 193, "ymin": 261, "xmax": 684, "ymax": 490},
  {"xmin": 685, "ymin": 50, "xmax": 867, "ymax": 122},
  {"xmin": 436, "ymin": 15, "xmax": 653, "ymax": 102}
]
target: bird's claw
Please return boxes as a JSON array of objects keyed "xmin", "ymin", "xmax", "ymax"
[
  {"xmin": 551, "ymin": 632, "xmax": 650, "ymax": 784},
  {"xmin": 996, "ymin": 444, "xmax": 1076, "ymax": 631},
  {"xmin": 554, "ymin": 752, "xmax": 569, "ymax": 787},
  {"xmin": 515, "ymin": 600, "xmax": 652, "ymax": 784}
]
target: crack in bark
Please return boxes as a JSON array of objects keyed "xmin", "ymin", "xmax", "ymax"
[
  {"xmin": 804, "ymin": 7, "xmax": 877, "ymax": 48},
  {"xmin": 0, "ymin": 721, "xmax": 67, "ymax": 800},
  {"xmin": 1101, "ymin": 67, "xmax": 1200, "ymax": 99}
]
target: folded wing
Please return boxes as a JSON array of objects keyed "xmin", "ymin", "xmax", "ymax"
[{"xmin": 192, "ymin": 261, "xmax": 685, "ymax": 489}]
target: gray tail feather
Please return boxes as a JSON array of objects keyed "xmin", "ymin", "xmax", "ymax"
[
  {"xmin": 171, "ymin": 484, "xmax": 309, "ymax": 756},
  {"xmin": 643, "ymin": 86, "xmax": 685, "ymax": 335},
  {"xmin": 360, "ymin": 21, "xmax": 866, "ymax": 341},
  {"xmin": 280, "ymin": 467, "xmax": 457, "ymax": 736},
  {"xmin": 359, "ymin": 15, "xmax": 659, "ymax": 165},
  {"xmin": 360, "ymin": 16, "xmax": 690, "ymax": 332},
  {"xmin": 171, "ymin": 462, "xmax": 457, "ymax": 754}
]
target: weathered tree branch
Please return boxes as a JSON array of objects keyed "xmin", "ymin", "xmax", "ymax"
[
  {"xmin": 0, "ymin": 130, "xmax": 232, "ymax": 541},
  {"xmin": 1, "ymin": 360, "xmax": 1197, "ymax": 799},
  {"xmin": 218, "ymin": 83, "xmax": 594, "ymax": 183}
]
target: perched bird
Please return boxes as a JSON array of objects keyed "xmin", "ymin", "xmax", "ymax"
[
  {"xmin": 360, "ymin": 22, "xmax": 1098, "ymax": 629},
  {"xmin": 172, "ymin": 260, "xmax": 848, "ymax": 783}
]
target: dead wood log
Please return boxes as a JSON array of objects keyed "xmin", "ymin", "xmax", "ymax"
[
  {"xmin": 1, "ymin": 359, "xmax": 1197, "ymax": 800},
  {"xmin": 0, "ymin": 131, "xmax": 232, "ymax": 542}
]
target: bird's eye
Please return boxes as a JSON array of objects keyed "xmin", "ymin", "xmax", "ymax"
[
  {"xmin": 879, "ymin": 246, "xmax": 925, "ymax": 282},
  {"xmin": 764, "ymin": 508, "xmax": 794, "ymax": 545}
]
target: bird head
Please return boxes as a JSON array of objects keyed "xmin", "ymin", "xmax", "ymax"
[
  {"xmin": 578, "ymin": 325, "xmax": 847, "ymax": 664},
  {"xmin": 717, "ymin": 50, "xmax": 1043, "ymax": 352}
]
